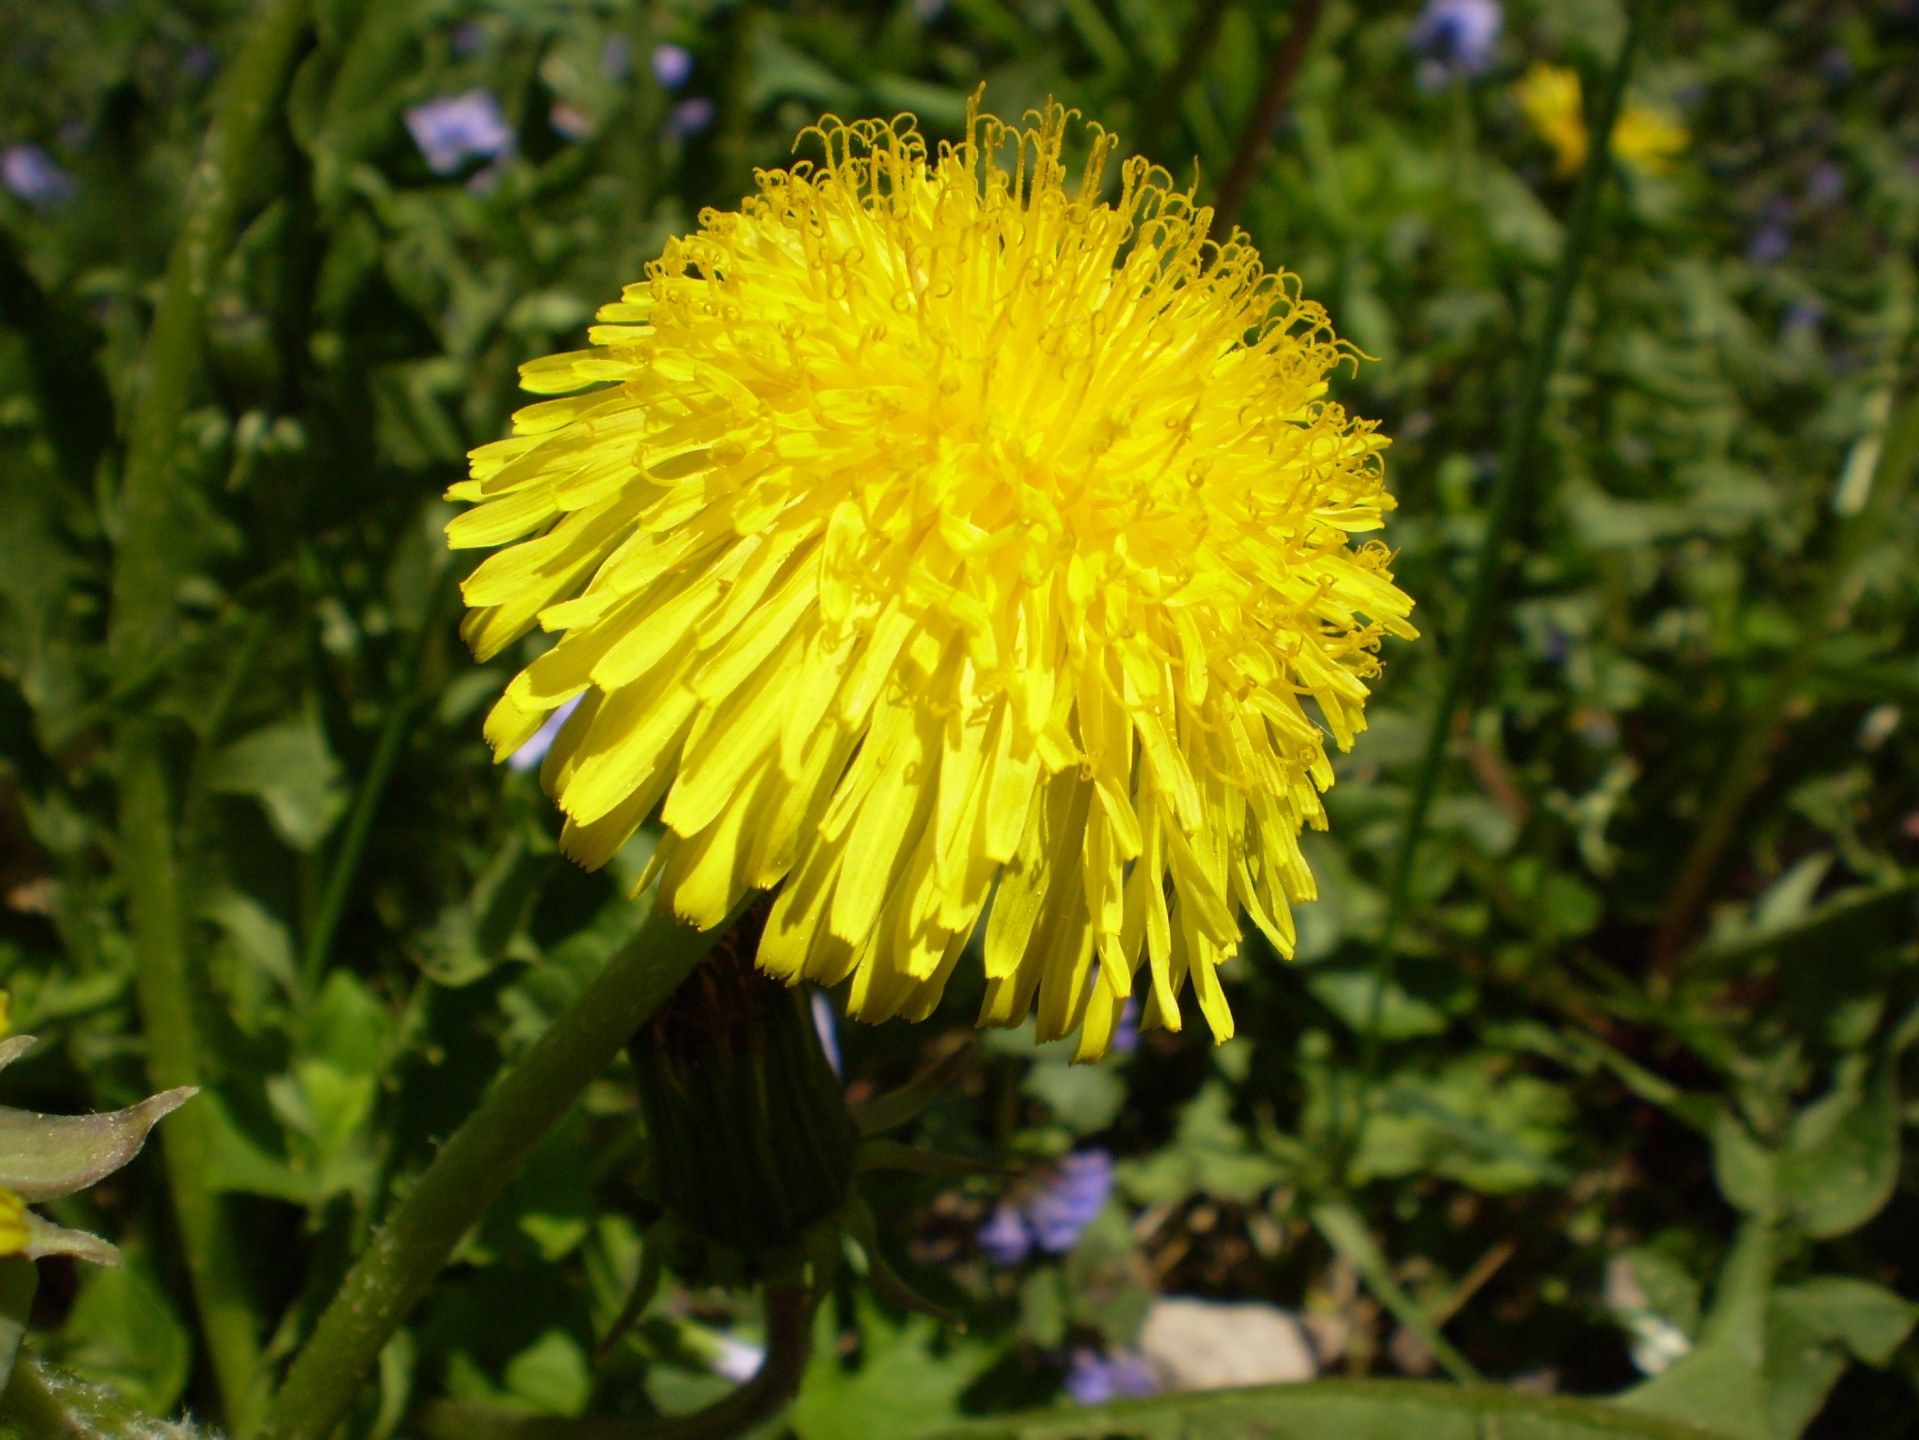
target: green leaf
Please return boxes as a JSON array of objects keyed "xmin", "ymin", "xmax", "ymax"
[
  {"xmin": 207, "ymin": 712, "xmax": 348, "ymax": 851},
  {"xmin": 1763, "ymin": 1278, "xmax": 1917, "ymax": 1439},
  {"xmin": 45, "ymin": 1258, "xmax": 192, "ymax": 1417},
  {"xmin": 1622, "ymin": 1219, "xmax": 1774, "ymax": 1440},
  {"xmin": 500, "ymin": 1330, "xmax": 591, "ymax": 1417},
  {"xmin": 1022, "ymin": 1057, "xmax": 1127, "ymax": 1134},
  {"xmin": 1770, "ymin": 1277, "xmax": 1917, "ymax": 1367},
  {"xmin": 789, "ymin": 1303, "xmax": 993, "ymax": 1440},
  {"xmin": 921, "ymin": 1378, "xmax": 1748, "ymax": 1439},
  {"xmin": 1118, "ymin": 1082, "xmax": 1288, "ymax": 1205},
  {"xmin": 1776, "ymin": 1056, "xmax": 1899, "ymax": 1239}
]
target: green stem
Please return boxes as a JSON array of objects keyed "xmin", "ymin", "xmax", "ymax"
[
  {"xmin": 301, "ymin": 560, "xmax": 460, "ymax": 990},
  {"xmin": 108, "ymin": 0, "xmax": 311, "ymax": 666},
  {"xmin": 257, "ymin": 899, "xmax": 734, "ymax": 1440},
  {"xmin": 120, "ymin": 736, "xmax": 271, "ymax": 1432},
  {"xmin": 1358, "ymin": 3, "xmax": 1645, "ymax": 1097},
  {"xmin": 105, "ymin": 3, "xmax": 312, "ymax": 1431}
]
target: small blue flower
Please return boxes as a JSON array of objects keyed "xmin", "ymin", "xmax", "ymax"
[
  {"xmin": 670, "ymin": 97, "xmax": 715, "ymax": 137},
  {"xmin": 652, "ymin": 43, "xmax": 693, "ymax": 90},
  {"xmin": 406, "ymin": 90, "xmax": 513, "ymax": 176},
  {"xmin": 1409, "ymin": 0, "xmax": 1501, "ymax": 78},
  {"xmin": 1112, "ymin": 996, "xmax": 1140, "ymax": 1056},
  {"xmin": 1, "ymin": 145, "xmax": 75, "ymax": 207},
  {"xmin": 508, "ymin": 695, "xmax": 582, "ymax": 772},
  {"xmin": 976, "ymin": 1149, "xmax": 1115, "ymax": 1263},
  {"xmin": 1064, "ymin": 1347, "xmax": 1157, "ymax": 1405},
  {"xmin": 1025, "ymin": 1150, "xmax": 1114, "ymax": 1252},
  {"xmin": 976, "ymin": 1201, "xmax": 1034, "ymax": 1266}
]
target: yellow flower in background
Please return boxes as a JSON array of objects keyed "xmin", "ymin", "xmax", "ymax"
[
  {"xmin": 450, "ymin": 97, "xmax": 1415, "ymax": 1058},
  {"xmin": 1516, "ymin": 62, "xmax": 1687, "ymax": 177}
]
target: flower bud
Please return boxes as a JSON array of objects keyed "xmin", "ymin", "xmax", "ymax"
[{"xmin": 630, "ymin": 918, "xmax": 856, "ymax": 1255}]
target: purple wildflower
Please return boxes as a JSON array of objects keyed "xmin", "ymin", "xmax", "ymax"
[
  {"xmin": 1111, "ymin": 996, "xmax": 1140, "ymax": 1056},
  {"xmin": 978, "ymin": 1150, "xmax": 1115, "ymax": 1263},
  {"xmin": 508, "ymin": 695, "xmax": 582, "ymax": 772},
  {"xmin": 976, "ymin": 1202, "xmax": 1034, "ymax": 1266},
  {"xmin": 406, "ymin": 90, "xmax": 513, "ymax": 176},
  {"xmin": 670, "ymin": 97, "xmax": 715, "ymax": 137},
  {"xmin": 1026, "ymin": 1151, "xmax": 1115, "ymax": 1251},
  {"xmin": 1065, "ymin": 1348, "xmax": 1158, "ymax": 1405},
  {"xmin": 1409, "ymin": 0, "xmax": 1501, "ymax": 78},
  {"xmin": 182, "ymin": 44, "xmax": 217, "ymax": 81},
  {"xmin": 913, "ymin": 0, "xmax": 948, "ymax": 19},
  {"xmin": 2, "ymin": 144, "xmax": 75, "ymax": 207},
  {"xmin": 652, "ymin": 43, "xmax": 693, "ymax": 90}
]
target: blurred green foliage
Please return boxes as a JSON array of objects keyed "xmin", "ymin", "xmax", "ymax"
[{"xmin": 1, "ymin": 0, "xmax": 1918, "ymax": 1436}]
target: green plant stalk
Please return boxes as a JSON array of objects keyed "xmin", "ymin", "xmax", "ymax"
[
  {"xmin": 301, "ymin": 560, "xmax": 460, "ymax": 990},
  {"xmin": 1649, "ymin": 345, "xmax": 1919, "ymax": 974},
  {"xmin": 109, "ymin": 0, "xmax": 311, "ymax": 666},
  {"xmin": 105, "ymin": 2, "xmax": 312, "ymax": 1430},
  {"xmin": 1359, "ymin": 2, "xmax": 1645, "ymax": 1085},
  {"xmin": 258, "ymin": 899, "xmax": 736, "ymax": 1440}
]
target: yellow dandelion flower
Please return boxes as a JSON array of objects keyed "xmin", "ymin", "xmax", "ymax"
[
  {"xmin": 449, "ymin": 96, "xmax": 1415, "ymax": 1058},
  {"xmin": 1516, "ymin": 63, "xmax": 1687, "ymax": 178}
]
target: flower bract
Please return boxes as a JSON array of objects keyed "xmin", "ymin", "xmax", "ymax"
[{"xmin": 450, "ymin": 96, "xmax": 1414, "ymax": 1057}]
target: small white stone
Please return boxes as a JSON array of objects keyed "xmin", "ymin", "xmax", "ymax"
[{"xmin": 1137, "ymin": 1297, "xmax": 1320, "ymax": 1392}]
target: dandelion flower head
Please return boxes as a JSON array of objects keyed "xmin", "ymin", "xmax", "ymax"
[{"xmin": 449, "ymin": 97, "xmax": 1415, "ymax": 1059}]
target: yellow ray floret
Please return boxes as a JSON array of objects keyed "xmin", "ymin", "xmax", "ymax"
[{"xmin": 449, "ymin": 95, "xmax": 1416, "ymax": 1059}]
